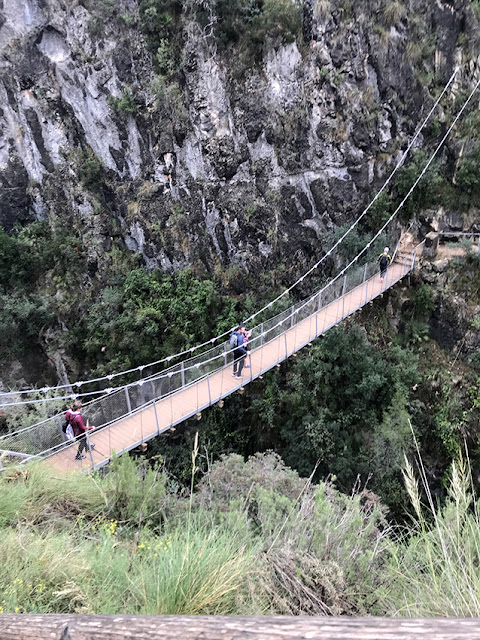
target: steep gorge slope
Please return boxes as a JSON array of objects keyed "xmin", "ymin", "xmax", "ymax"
[{"xmin": 0, "ymin": 0, "xmax": 478, "ymax": 386}]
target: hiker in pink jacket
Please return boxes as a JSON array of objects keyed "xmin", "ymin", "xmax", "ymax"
[
  {"xmin": 67, "ymin": 400, "xmax": 95, "ymax": 461},
  {"xmin": 240, "ymin": 325, "xmax": 252, "ymax": 368}
]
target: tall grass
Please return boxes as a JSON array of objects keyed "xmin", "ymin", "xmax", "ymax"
[
  {"xmin": 0, "ymin": 456, "xmax": 257, "ymax": 615},
  {"xmin": 5, "ymin": 445, "xmax": 480, "ymax": 617},
  {"xmin": 383, "ymin": 1, "xmax": 406, "ymax": 26},
  {"xmin": 0, "ymin": 463, "xmax": 105, "ymax": 527},
  {"xmin": 0, "ymin": 524, "xmax": 257, "ymax": 614},
  {"xmin": 385, "ymin": 443, "xmax": 480, "ymax": 617}
]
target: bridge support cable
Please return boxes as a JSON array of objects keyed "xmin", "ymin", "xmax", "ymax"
[
  {"xmin": 0, "ymin": 68, "xmax": 460, "ymax": 403},
  {"xmin": 2, "ymin": 72, "xmax": 478, "ymax": 466},
  {"xmin": 15, "ymin": 242, "xmax": 415, "ymax": 473},
  {"xmin": 311, "ymin": 72, "xmax": 480, "ymax": 305}
]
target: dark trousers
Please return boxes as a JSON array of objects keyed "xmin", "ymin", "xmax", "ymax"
[
  {"xmin": 76, "ymin": 435, "xmax": 88, "ymax": 458},
  {"xmin": 233, "ymin": 350, "xmax": 246, "ymax": 376}
]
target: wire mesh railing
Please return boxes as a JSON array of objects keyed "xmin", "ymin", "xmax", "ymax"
[{"xmin": 0, "ymin": 241, "xmax": 418, "ymax": 466}]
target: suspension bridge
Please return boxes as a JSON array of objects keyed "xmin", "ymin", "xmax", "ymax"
[
  {"xmin": 1, "ymin": 66, "xmax": 478, "ymax": 474},
  {"xmin": 0, "ymin": 235, "xmax": 421, "ymax": 474}
]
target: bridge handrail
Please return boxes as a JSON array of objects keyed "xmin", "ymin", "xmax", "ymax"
[
  {"xmin": 0, "ymin": 240, "xmax": 393, "ymax": 442},
  {"xmin": 5, "ymin": 244, "xmax": 415, "ymax": 463}
]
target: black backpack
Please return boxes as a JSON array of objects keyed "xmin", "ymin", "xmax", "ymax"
[{"xmin": 379, "ymin": 255, "xmax": 389, "ymax": 269}]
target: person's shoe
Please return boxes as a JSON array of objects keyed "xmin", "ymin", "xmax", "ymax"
[
  {"xmin": 89, "ymin": 443, "xmax": 96, "ymax": 450},
  {"xmin": 232, "ymin": 372, "xmax": 237, "ymax": 377},
  {"xmin": 235, "ymin": 374, "xmax": 242, "ymax": 379},
  {"xmin": 380, "ymin": 277, "xmax": 384, "ymax": 282},
  {"xmin": 244, "ymin": 364, "xmax": 251, "ymax": 368},
  {"xmin": 75, "ymin": 455, "xmax": 86, "ymax": 461}
]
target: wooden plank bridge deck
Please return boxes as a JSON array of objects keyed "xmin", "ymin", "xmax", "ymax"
[{"xmin": 44, "ymin": 257, "xmax": 413, "ymax": 474}]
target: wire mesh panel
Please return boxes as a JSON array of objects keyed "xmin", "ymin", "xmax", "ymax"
[
  {"xmin": 0, "ymin": 416, "xmax": 64, "ymax": 456},
  {"xmin": 85, "ymin": 389, "xmax": 130, "ymax": 429},
  {"xmin": 345, "ymin": 264, "xmax": 367, "ymax": 293},
  {"xmin": 262, "ymin": 308, "xmax": 291, "ymax": 344}
]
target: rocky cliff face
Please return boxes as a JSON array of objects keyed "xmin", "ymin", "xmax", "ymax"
[
  {"xmin": 1, "ymin": 0, "xmax": 476, "ymax": 268},
  {"xmin": 0, "ymin": 0, "xmax": 478, "ymax": 385}
]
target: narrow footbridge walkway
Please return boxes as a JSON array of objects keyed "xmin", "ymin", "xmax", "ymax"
[
  {"xmin": 0, "ymin": 238, "xmax": 421, "ymax": 473},
  {"xmin": 35, "ymin": 240, "xmax": 420, "ymax": 474}
]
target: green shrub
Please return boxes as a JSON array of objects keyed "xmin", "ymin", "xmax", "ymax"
[
  {"xmin": 76, "ymin": 148, "xmax": 103, "ymax": 190},
  {"xmin": 107, "ymin": 89, "xmax": 137, "ymax": 117},
  {"xmin": 139, "ymin": 0, "xmax": 181, "ymax": 53},
  {"xmin": 366, "ymin": 191, "xmax": 393, "ymax": 230},
  {"xmin": 194, "ymin": 452, "xmax": 392, "ymax": 615},
  {"xmin": 213, "ymin": 0, "xmax": 302, "ymax": 62},
  {"xmin": 393, "ymin": 150, "xmax": 444, "ymax": 219},
  {"xmin": 404, "ymin": 318, "xmax": 430, "ymax": 345},
  {"xmin": 412, "ymin": 283, "xmax": 434, "ymax": 315},
  {"xmin": 455, "ymin": 146, "xmax": 480, "ymax": 199}
]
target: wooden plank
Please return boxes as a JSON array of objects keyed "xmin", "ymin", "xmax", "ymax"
[{"xmin": 1, "ymin": 615, "xmax": 480, "ymax": 640}]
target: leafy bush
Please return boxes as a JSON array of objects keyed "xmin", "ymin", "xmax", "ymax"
[
  {"xmin": 454, "ymin": 146, "xmax": 480, "ymax": 200},
  {"xmin": 212, "ymin": 0, "xmax": 302, "ymax": 62},
  {"xmin": 412, "ymin": 283, "xmax": 434, "ymax": 315},
  {"xmin": 365, "ymin": 191, "xmax": 393, "ymax": 231},
  {"xmin": 79, "ymin": 266, "xmax": 239, "ymax": 374},
  {"xmin": 139, "ymin": 0, "xmax": 182, "ymax": 55},
  {"xmin": 0, "ymin": 293, "xmax": 54, "ymax": 360},
  {"xmin": 76, "ymin": 148, "xmax": 103, "ymax": 191},
  {"xmin": 107, "ymin": 89, "xmax": 137, "ymax": 117},
  {"xmin": 194, "ymin": 452, "xmax": 392, "ymax": 615},
  {"xmin": 0, "ymin": 222, "xmax": 86, "ymax": 362}
]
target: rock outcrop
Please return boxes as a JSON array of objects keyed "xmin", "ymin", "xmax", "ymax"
[{"xmin": 0, "ymin": 0, "xmax": 478, "ymax": 385}]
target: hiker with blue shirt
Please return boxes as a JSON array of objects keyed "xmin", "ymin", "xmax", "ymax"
[{"xmin": 230, "ymin": 323, "xmax": 248, "ymax": 379}]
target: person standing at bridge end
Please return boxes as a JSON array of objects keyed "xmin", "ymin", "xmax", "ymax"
[
  {"xmin": 376, "ymin": 247, "xmax": 391, "ymax": 283},
  {"xmin": 69, "ymin": 400, "xmax": 96, "ymax": 461}
]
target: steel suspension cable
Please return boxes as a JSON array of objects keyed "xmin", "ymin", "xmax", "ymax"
[{"xmin": 0, "ymin": 67, "xmax": 460, "ymax": 400}]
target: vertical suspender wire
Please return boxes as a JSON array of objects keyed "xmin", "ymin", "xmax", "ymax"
[{"xmin": 259, "ymin": 328, "xmax": 265, "ymax": 379}]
